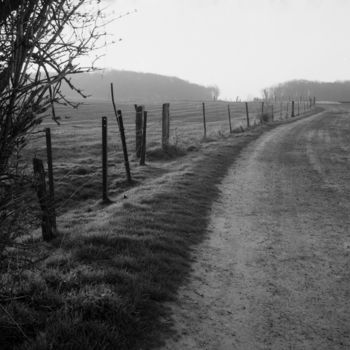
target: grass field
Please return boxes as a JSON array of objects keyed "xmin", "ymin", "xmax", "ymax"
[
  {"xmin": 23, "ymin": 99, "xmax": 294, "ymax": 216},
  {"xmin": 0, "ymin": 99, "xmax": 317, "ymax": 349}
]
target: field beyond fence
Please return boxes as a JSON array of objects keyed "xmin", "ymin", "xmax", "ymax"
[
  {"xmin": 1, "ymin": 96, "xmax": 317, "ymax": 349},
  {"xmin": 23, "ymin": 98, "xmax": 315, "ymax": 233}
]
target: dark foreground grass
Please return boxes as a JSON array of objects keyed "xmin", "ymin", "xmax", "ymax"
[{"xmin": 0, "ymin": 107, "xmax": 323, "ymax": 350}]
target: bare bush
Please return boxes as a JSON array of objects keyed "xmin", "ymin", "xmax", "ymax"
[{"xmin": 0, "ymin": 0, "xmax": 107, "ymax": 258}]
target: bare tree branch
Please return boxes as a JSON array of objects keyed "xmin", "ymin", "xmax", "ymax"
[{"xmin": 0, "ymin": 0, "xmax": 108, "ymax": 256}]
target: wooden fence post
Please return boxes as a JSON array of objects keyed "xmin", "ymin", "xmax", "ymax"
[
  {"xmin": 135, "ymin": 105, "xmax": 144, "ymax": 157},
  {"xmin": 162, "ymin": 103, "xmax": 170, "ymax": 150},
  {"xmin": 110, "ymin": 82, "xmax": 132, "ymax": 184},
  {"xmin": 140, "ymin": 111, "xmax": 147, "ymax": 166},
  {"xmin": 116, "ymin": 111, "xmax": 132, "ymax": 183},
  {"xmin": 261, "ymin": 101, "xmax": 264, "ymax": 116},
  {"xmin": 202, "ymin": 102, "xmax": 207, "ymax": 138},
  {"xmin": 245, "ymin": 102, "xmax": 250, "ymax": 128},
  {"xmin": 102, "ymin": 116, "xmax": 109, "ymax": 202},
  {"xmin": 33, "ymin": 158, "xmax": 55, "ymax": 241},
  {"xmin": 286, "ymin": 102, "xmax": 289, "ymax": 117},
  {"xmin": 45, "ymin": 128, "xmax": 56, "ymax": 230},
  {"xmin": 313, "ymin": 96, "xmax": 316, "ymax": 107},
  {"xmin": 227, "ymin": 104, "xmax": 232, "ymax": 133},
  {"xmin": 291, "ymin": 101, "xmax": 295, "ymax": 117}
]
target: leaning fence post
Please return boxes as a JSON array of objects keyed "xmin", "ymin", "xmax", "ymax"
[
  {"xmin": 227, "ymin": 104, "xmax": 232, "ymax": 133},
  {"xmin": 135, "ymin": 105, "xmax": 144, "ymax": 157},
  {"xmin": 297, "ymin": 101, "xmax": 300, "ymax": 116},
  {"xmin": 110, "ymin": 83, "xmax": 132, "ymax": 184},
  {"xmin": 101, "ymin": 116, "xmax": 109, "ymax": 202},
  {"xmin": 261, "ymin": 101, "xmax": 264, "ymax": 116},
  {"xmin": 162, "ymin": 103, "xmax": 170, "ymax": 150},
  {"xmin": 140, "ymin": 111, "xmax": 148, "ymax": 166},
  {"xmin": 245, "ymin": 102, "xmax": 250, "ymax": 127},
  {"xmin": 33, "ymin": 158, "xmax": 55, "ymax": 241},
  {"xmin": 291, "ymin": 101, "xmax": 295, "ymax": 117},
  {"xmin": 45, "ymin": 128, "xmax": 56, "ymax": 230},
  {"xmin": 116, "ymin": 111, "xmax": 132, "ymax": 183},
  {"xmin": 202, "ymin": 102, "xmax": 207, "ymax": 138}
]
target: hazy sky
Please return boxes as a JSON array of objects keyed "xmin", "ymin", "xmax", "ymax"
[{"xmin": 94, "ymin": 0, "xmax": 350, "ymax": 99}]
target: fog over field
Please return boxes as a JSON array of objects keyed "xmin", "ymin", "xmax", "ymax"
[
  {"xmin": 265, "ymin": 79, "xmax": 350, "ymax": 102},
  {"xmin": 62, "ymin": 70, "xmax": 219, "ymax": 102},
  {"xmin": 2, "ymin": 1, "xmax": 350, "ymax": 349},
  {"xmin": 93, "ymin": 0, "xmax": 350, "ymax": 99}
]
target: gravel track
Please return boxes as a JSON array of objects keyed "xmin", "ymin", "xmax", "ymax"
[{"xmin": 160, "ymin": 106, "xmax": 350, "ymax": 350}]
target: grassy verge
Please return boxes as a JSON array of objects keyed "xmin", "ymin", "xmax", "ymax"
[{"xmin": 0, "ymin": 107, "xmax": 323, "ymax": 350}]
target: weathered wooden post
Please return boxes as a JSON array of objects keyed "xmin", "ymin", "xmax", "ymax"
[
  {"xmin": 162, "ymin": 103, "xmax": 170, "ymax": 150},
  {"xmin": 101, "ymin": 116, "xmax": 109, "ymax": 202},
  {"xmin": 33, "ymin": 158, "xmax": 55, "ymax": 241},
  {"xmin": 116, "ymin": 111, "xmax": 132, "ymax": 183},
  {"xmin": 245, "ymin": 102, "xmax": 250, "ymax": 128},
  {"xmin": 261, "ymin": 101, "xmax": 264, "ymax": 116},
  {"xmin": 291, "ymin": 101, "xmax": 295, "ymax": 117},
  {"xmin": 297, "ymin": 101, "xmax": 300, "ymax": 116},
  {"xmin": 286, "ymin": 102, "xmax": 289, "ymax": 117},
  {"xmin": 140, "ymin": 111, "xmax": 148, "ymax": 166},
  {"xmin": 135, "ymin": 105, "xmax": 144, "ymax": 157},
  {"xmin": 313, "ymin": 96, "xmax": 316, "ymax": 107},
  {"xmin": 202, "ymin": 102, "xmax": 207, "ymax": 138},
  {"xmin": 45, "ymin": 128, "xmax": 56, "ymax": 230},
  {"xmin": 110, "ymin": 83, "xmax": 132, "ymax": 184},
  {"xmin": 227, "ymin": 104, "xmax": 232, "ymax": 133}
]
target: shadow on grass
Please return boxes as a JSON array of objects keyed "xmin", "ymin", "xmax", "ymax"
[
  {"xmin": 146, "ymin": 144, "xmax": 187, "ymax": 161},
  {"xmin": 1, "ymin": 108, "xmax": 324, "ymax": 350},
  {"xmin": 0, "ymin": 128, "xmax": 266, "ymax": 350}
]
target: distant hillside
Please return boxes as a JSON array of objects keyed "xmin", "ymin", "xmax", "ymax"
[
  {"xmin": 264, "ymin": 80, "xmax": 350, "ymax": 102},
  {"xmin": 62, "ymin": 70, "xmax": 219, "ymax": 102}
]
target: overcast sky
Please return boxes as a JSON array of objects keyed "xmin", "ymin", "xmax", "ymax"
[{"xmin": 94, "ymin": 0, "xmax": 350, "ymax": 100}]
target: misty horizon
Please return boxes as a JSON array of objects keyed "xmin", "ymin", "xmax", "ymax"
[{"xmin": 83, "ymin": 0, "xmax": 350, "ymax": 100}]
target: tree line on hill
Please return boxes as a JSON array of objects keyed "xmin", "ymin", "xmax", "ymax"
[
  {"xmin": 62, "ymin": 70, "xmax": 220, "ymax": 102},
  {"xmin": 262, "ymin": 80, "xmax": 350, "ymax": 102}
]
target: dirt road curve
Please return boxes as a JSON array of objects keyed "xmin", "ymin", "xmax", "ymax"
[{"xmin": 160, "ymin": 106, "xmax": 350, "ymax": 350}]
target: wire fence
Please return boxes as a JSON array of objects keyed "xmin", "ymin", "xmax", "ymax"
[{"xmin": 17, "ymin": 97, "xmax": 315, "ymax": 239}]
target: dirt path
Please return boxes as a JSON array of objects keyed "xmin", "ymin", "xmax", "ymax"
[{"xmin": 159, "ymin": 107, "xmax": 350, "ymax": 350}]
